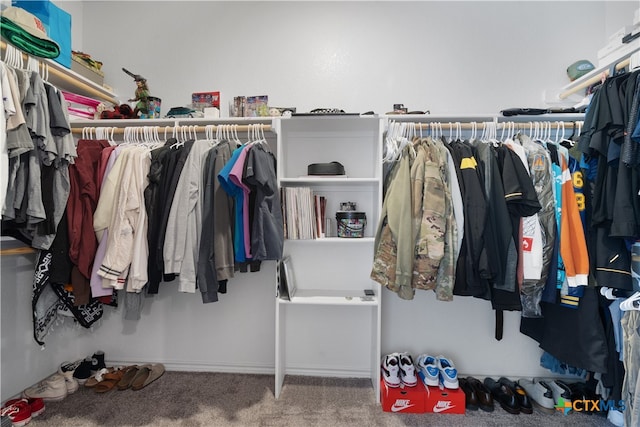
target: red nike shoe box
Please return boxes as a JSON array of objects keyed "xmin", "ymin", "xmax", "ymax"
[
  {"xmin": 380, "ymin": 379, "xmax": 426, "ymax": 413},
  {"xmin": 423, "ymin": 385, "xmax": 466, "ymax": 414}
]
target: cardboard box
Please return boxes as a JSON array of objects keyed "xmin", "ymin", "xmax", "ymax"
[
  {"xmin": 380, "ymin": 379, "xmax": 426, "ymax": 413},
  {"xmin": 71, "ymin": 56, "xmax": 104, "ymax": 86},
  {"xmin": 423, "ymin": 385, "xmax": 466, "ymax": 414}
]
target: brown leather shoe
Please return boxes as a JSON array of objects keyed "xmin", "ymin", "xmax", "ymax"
[
  {"xmin": 467, "ymin": 376, "xmax": 494, "ymax": 412},
  {"xmin": 459, "ymin": 378, "xmax": 478, "ymax": 410}
]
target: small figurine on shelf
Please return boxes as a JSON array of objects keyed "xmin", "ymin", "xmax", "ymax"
[{"xmin": 122, "ymin": 67, "xmax": 150, "ymax": 118}]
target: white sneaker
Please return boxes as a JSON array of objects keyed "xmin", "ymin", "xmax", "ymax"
[
  {"xmin": 397, "ymin": 353, "xmax": 417, "ymax": 387},
  {"xmin": 58, "ymin": 361, "xmax": 80, "ymax": 394},
  {"xmin": 437, "ymin": 355, "xmax": 459, "ymax": 389},
  {"xmin": 416, "ymin": 354, "xmax": 440, "ymax": 387},
  {"xmin": 23, "ymin": 374, "xmax": 68, "ymax": 401},
  {"xmin": 381, "ymin": 353, "xmax": 401, "ymax": 388}
]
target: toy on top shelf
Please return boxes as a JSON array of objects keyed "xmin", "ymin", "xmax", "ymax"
[{"xmin": 122, "ymin": 67, "xmax": 161, "ymax": 118}]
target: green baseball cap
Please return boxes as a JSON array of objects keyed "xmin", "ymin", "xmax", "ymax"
[{"xmin": 567, "ymin": 60, "xmax": 595, "ymax": 81}]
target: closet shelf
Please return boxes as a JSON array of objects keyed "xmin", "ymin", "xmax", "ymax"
[
  {"xmin": 544, "ymin": 43, "xmax": 639, "ymax": 105},
  {"xmin": 1, "ymin": 40, "xmax": 118, "ymax": 105},
  {"xmin": 285, "ymin": 237, "xmax": 375, "ymax": 244},
  {"xmin": 278, "ymin": 289, "xmax": 378, "ymax": 306},
  {"xmin": 279, "ymin": 177, "xmax": 378, "ymax": 185}
]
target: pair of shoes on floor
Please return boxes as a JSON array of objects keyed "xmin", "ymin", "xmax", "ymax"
[
  {"xmin": 415, "ymin": 354, "xmax": 458, "ymax": 389},
  {"xmin": 381, "ymin": 353, "xmax": 417, "ymax": 388},
  {"xmin": 1, "ymin": 398, "xmax": 44, "ymax": 427},
  {"xmin": 484, "ymin": 377, "xmax": 533, "ymax": 414},
  {"xmin": 460, "ymin": 377, "xmax": 494, "ymax": 412},
  {"xmin": 518, "ymin": 378, "xmax": 556, "ymax": 413},
  {"xmin": 22, "ymin": 374, "xmax": 67, "ymax": 402},
  {"xmin": 84, "ymin": 364, "xmax": 166, "ymax": 392},
  {"xmin": 70, "ymin": 351, "xmax": 107, "ymax": 384}
]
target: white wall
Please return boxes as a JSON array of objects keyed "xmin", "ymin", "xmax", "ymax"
[
  {"xmin": 80, "ymin": 1, "xmax": 636, "ymax": 115},
  {"xmin": 2, "ymin": 0, "xmax": 638, "ymax": 401}
]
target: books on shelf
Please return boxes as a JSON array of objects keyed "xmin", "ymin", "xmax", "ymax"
[{"xmin": 281, "ymin": 187, "xmax": 327, "ymax": 240}]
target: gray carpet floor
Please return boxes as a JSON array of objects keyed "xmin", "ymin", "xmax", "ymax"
[{"xmin": 27, "ymin": 372, "xmax": 614, "ymax": 426}]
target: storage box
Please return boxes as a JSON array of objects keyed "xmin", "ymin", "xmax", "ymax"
[
  {"xmin": 71, "ymin": 56, "xmax": 104, "ymax": 86},
  {"xmin": 192, "ymin": 91, "xmax": 220, "ymax": 110},
  {"xmin": 380, "ymin": 379, "xmax": 426, "ymax": 413},
  {"xmin": 423, "ymin": 385, "xmax": 466, "ymax": 414},
  {"xmin": 12, "ymin": 0, "xmax": 72, "ymax": 68}
]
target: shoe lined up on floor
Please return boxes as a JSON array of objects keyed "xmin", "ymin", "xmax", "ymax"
[
  {"xmin": 0, "ymin": 397, "xmax": 43, "ymax": 427},
  {"xmin": 397, "ymin": 353, "xmax": 417, "ymax": 387},
  {"xmin": 464, "ymin": 377, "xmax": 494, "ymax": 412},
  {"xmin": 415, "ymin": 354, "xmax": 458, "ymax": 389},
  {"xmin": 381, "ymin": 353, "xmax": 401, "ymax": 388},
  {"xmin": 498, "ymin": 377, "xmax": 533, "ymax": 414},
  {"xmin": 437, "ymin": 356, "xmax": 458, "ymax": 389},
  {"xmin": 518, "ymin": 378, "xmax": 555, "ymax": 413},
  {"xmin": 546, "ymin": 379, "xmax": 573, "ymax": 411},
  {"xmin": 415, "ymin": 354, "xmax": 439, "ymax": 387},
  {"xmin": 22, "ymin": 374, "xmax": 67, "ymax": 402},
  {"xmin": 484, "ymin": 377, "xmax": 521, "ymax": 414},
  {"xmin": 72, "ymin": 351, "xmax": 107, "ymax": 384}
]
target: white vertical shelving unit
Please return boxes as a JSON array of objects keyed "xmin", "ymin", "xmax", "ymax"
[{"xmin": 274, "ymin": 115, "xmax": 383, "ymax": 401}]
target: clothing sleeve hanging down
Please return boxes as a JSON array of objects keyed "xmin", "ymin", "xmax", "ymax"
[
  {"xmin": 559, "ymin": 154, "xmax": 589, "ymax": 290},
  {"xmin": 412, "ymin": 139, "xmax": 449, "ymax": 299},
  {"xmin": 147, "ymin": 139, "xmax": 195, "ymax": 294},
  {"xmin": 518, "ymin": 134, "xmax": 556, "ymax": 318},
  {"xmin": 229, "ymin": 145, "xmax": 253, "ymax": 260},
  {"xmin": 243, "ymin": 144, "xmax": 284, "ymax": 261},
  {"xmin": 126, "ymin": 147, "xmax": 151, "ymax": 292},
  {"xmin": 66, "ymin": 138, "xmax": 110, "ymax": 305},
  {"xmin": 90, "ymin": 146, "xmax": 121, "ymax": 298},
  {"xmin": 449, "ymin": 141, "xmax": 490, "ymax": 300},
  {"xmin": 144, "ymin": 143, "xmax": 172, "ymax": 293},
  {"xmin": 371, "ymin": 148, "xmax": 413, "ymax": 299},
  {"xmin": 436, "ymin": 141, "xmax": 462, "ymax": 302},
  {"xmin": 97, "ymin": 148, "xmax": 143, "ymax": 286},
  {"xmin": 31, "ymin": 84, "xmax": 75, "ymax": 250},
  {"xmin": 197, "ymin": 148, "xmax": 220, "ymax": 303},
  {"xmin": 218, "ymin": 144, "xmax": 247, "ymax": 263},
  {"xmin": 163, "ymin": 139, "xmax": 211, "ymax": 293},
  {"xmin": 211, "ymin": 141, "xmax": 236, "ymax": 286}
]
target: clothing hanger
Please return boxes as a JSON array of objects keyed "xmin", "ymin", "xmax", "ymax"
[{"xmin": 620, "ymin": 291, "xmax": 640, "ymax": 311}]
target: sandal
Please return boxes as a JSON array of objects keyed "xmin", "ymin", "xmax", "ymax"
[
  {"xmin": 84, "ymin": 368, "xmax": 111, "ymax": 388},
  {"xmin": 131, "ymin": 364, "xmax": 165, "ymax": 391},
  {"xmin": 117, "ymin": 366, "xmax": 139, "ymax": 390},
  {"xmin": 94, "ymin": 368, "xmax": 124, "ymax": 393}
]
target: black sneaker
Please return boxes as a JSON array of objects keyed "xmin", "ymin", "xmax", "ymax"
[
  {"xmin": 90, "ymin": 351, "xmax": 106, "ymax": 372},
  {"xmin": 72, "ymin": 358, "xmax": 93, "ymax": 384}
]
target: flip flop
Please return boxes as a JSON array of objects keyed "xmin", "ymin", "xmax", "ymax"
[
  {"xmin": 131, "ymin": 363, "xmax": 165, "ymax": 391},
  {"xmin": 117, "ymin": 365, "xmax": 139, "ymax": 390}
]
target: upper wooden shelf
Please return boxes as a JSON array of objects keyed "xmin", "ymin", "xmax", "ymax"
[{"xmin": 1, "ymin": 40, "xmax": 119, "ymax": 105}]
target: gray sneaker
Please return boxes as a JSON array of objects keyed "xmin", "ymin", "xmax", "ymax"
[
  {"xmin": 23, "ymin": 374, "xmax": 68, "ymax": 401},
  {"xmin": 518, "ymin": 378, "xmax": 555, "ymax": 412}
]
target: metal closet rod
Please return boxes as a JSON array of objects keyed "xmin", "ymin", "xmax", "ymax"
[
  {"xmin": 405, "ymin": 121, "xmax": 584, "ymax": 130},
  {"xmin": 70, "ymin": 123, "xmax": 272, "ymax": 135}
]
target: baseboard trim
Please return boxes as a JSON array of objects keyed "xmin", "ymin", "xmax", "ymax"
[
  {"xmin": 107, "ymin": 359, "xmax": 274, "ymax": 375},
  {"xmin": 283, "ymin": 367, "xmax": 371, "ymax": 378}
]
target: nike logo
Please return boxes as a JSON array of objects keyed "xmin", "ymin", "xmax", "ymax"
[
  {"xmin": 433, "ymin": 401, "xmax": 455, "ymax": 413},
  {"xmin": 391, "ymin": 399, "xmax": 415, "ymax": 412}
]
